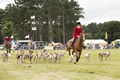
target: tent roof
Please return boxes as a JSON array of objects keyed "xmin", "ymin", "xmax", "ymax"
[
  {"xmin": 17, "ymin": 40, "xmax": 31, "ymax": 43},
  {"xmin": 84, "ymin": 39, "xmax": 107, "ymax": 44}
]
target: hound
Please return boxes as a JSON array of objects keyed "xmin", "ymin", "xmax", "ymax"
[
  {"xmin": 17, "ymin": 52, "xmax": 25, "ymax": 64},
  {"xmin": 99, "ymin": 53, "xmax": 103, "ymax": 61},
  {"xmin": 103, "ymin": 50, "xmax": 111, "ymax": 60},
  {"xmin": 84, "ymin": 52, "xmax": 91, "ymax": 61},
  {"xmin": 33, "ymin": 52, "xmax": 41, "ymax": 63},
  {"xmin": 43, "ymin": 52, "xmax": 49, "ymax": 63},
  {"xmin": 1, "ymin": 53, "xmax": 9, "ymax": 62},
  {"xmin": 48, "ymin": 52, "xmax": 54, "ymax": 63}
]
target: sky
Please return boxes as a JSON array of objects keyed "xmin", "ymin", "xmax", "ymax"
[
  {"xmin": 76, "ymin": 0, "xmax": 120, "ymax": 25},
  {"xmin": 0, "ymin": 0, "xmax": 120, "ymax": 25}
]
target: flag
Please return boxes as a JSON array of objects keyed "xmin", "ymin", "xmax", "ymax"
[
  {"xmin": 25, "ymin": 35, "xmax": 29, "ymax": 38},
  {"xmin": 10, "ymin": 35, "xmax": 13, "ymax": 38},
  {"xmin": 31, "ymin": 15, "xmax": 35, "ymax": 19},
  {"xmin": 30, "ymin": 37, "xmax": 32, "ymax": 44},
  {"xmin": 32, "ymin": 27, "xmax": 37, "ymax": 30},
  {"xmin": 105, "ymin": 32, "xmax": 107, "ymax": 39}
]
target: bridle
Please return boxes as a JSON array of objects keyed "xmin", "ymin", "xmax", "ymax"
[
  {"xmin": 78, "ymin": 31, "xmax": 85, "ymax": 48},
  {"xmin": 80, "ymin": 32, "xmax": 85, "ymax": 41},
  {"xmin": 83, "ymin": 33, "xmax": 85, "ymax": 42}
]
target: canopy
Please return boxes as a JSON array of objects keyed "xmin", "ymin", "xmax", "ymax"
[{"xmin": 84, "ymin": 39, "xmax": 108, "ymax": 45}]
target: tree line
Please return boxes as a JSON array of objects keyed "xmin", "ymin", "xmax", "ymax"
[
  {"xmin": 0, "ymin": 0, "xmax": 120, "ymax": 44},
  {"xmin": 0, "ymin": 0, "xmax": 84, "ymax": 44},
  {"xmin": 82, "ymin": 21, "xmax": 120, "ymax": 43}
]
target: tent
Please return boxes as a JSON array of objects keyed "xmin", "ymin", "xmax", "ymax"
[
  {"xmin": 48, "ymin": 43, "xmax": 62, "ymax": 46},
  {"xmin": 84, "ymin": 39, "xmax": 108, "ymax": 49},
  {"xmin": 84, "ymin": 39, "xmax": 108, "ymax": 45},
  {"xmin": 111, "ymin": 39, "xmax": 120, "ymax": 45}
]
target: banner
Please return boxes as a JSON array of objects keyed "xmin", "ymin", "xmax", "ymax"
[
  {"xmin": 10, "ymin": 35, "xmax": 13, "ymax": 38},
  {"xmin": 105, "ymin": 32, "xmax": 107, "ymax": 39},
  {"xmin": 25, "ymin": 35, "xmax": 29, "ymax": 38}
]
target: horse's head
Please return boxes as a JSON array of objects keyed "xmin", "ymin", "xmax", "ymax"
[{"xmin": 80, "ymin": 30, "xmax": 85, "ymax": 41}]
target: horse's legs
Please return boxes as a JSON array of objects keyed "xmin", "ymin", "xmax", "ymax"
[
  {"xmin": 9, "ymin": 48, "xmax": 11, "ymax": 53},
  {"xmin": 9, "ymin": 45, "xmax": 11, "ymax": 53},
  {"xmin": 74, "ymin": 50, "xmax": 78, "ymax": 64},
  {"xmin": 6, "ymin": 49, "xmax": 8, "ymax": 54},
  {"xmin": 8, "ymin": 49, "xmax": 10, "ymax": 53},
  {"xmin": 71, "ymin": 50, "xmax": 74, "ymax": 62},
  {"xmin": 69, "ymin": 50, "xmax": 72, "ymax": 62},
  {"xmin": 72, "ymin": 50, "xmax": 74, "ymax": 55},
  {"xmin": 76, "ymin": 50, "xmax": 82, "ymax": 63}
]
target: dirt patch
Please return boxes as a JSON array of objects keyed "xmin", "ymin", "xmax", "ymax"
[
  {"xmin": 28, "ymin": 65, "xmax": 32, "ymax": 68},
  {"xmin": 88, "ymin": 72, "xmax": 94, "ymax": 74}
]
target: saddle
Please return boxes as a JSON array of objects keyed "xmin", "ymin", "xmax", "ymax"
[
  {"xmin": 5, "ymin": 42, "xmax": 11, "ymax": 48},
  {"xmin": 70, "ymin": 37, "xmax": 78, "ymax": 44},
  {"xmin": 70, "ymin": 37, "xmax": 78, "ymax": 49}
]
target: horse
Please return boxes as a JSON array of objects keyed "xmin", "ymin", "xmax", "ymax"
[
  {"xmin": 66, "ymin": 30, "xmax": 85, "ymax": 64},
  {"xmin": 4, "ymin": 40, "xmax": 11, "ymax": 54}
]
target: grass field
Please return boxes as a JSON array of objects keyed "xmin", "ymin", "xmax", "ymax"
[{"xmin": 0, "ymin": 49, "xmax": 120, "ymax": 80}]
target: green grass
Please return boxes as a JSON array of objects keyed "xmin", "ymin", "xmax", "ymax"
[{"xmin": 0, "ymin": 49, "xmax": 120, "ymax": 80}]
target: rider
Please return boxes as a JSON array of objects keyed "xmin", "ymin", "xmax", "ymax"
[
  {"xmin": 70, "ymin": 22, "xmax": 82, "ymax": 49},
  {"xmin": 5, "ymin": 36, "xmax": 10, "ymax": 43}
]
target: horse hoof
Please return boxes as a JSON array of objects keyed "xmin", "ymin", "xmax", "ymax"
[
  {"xmin": 76, "ymin": 59, "xmax": 79, "ymax": 62},
  {"xmin": 69, "ymin": 61, "xmax": 71, "ymax": 63}
]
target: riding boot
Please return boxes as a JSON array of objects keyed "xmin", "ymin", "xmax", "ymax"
[
  {"xmin": 70, "ymin": 42, "xmax": 74, "ymax": 49},
  {"xmin": 70, "ymin": 38, "xmax": 76, "ymax": 49}
]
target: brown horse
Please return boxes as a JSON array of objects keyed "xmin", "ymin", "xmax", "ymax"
[
  {"xmin": 5, "ymin": 40, "xmax": 11, "ymax": 54},
  {"xmin": 66, "ymin": 30, "xmax": 85, "ymax": 64}
]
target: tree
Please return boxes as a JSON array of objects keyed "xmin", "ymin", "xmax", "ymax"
[
  {"xmin": 63, "ymin": 0, "xmax": 84, "ymax": 43},
  {"xmin": 0, "ymin": 8, "xmax": 5, "ymax": 44},
  {"xmin": 2, "ymin": 0, "xmax": 84, "ymax": 44},
  {"xmin": 96, "ymin": 21, "xmax": 120, "ymax": 43},
  {"xmin": 1, "ymin": 21, "xmax": 15, "ymax": 39}
]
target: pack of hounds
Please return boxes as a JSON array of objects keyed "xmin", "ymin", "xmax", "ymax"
[
  {"xmin": 0, "ymin": 49, "xmax": 111, "ymax": 64},
  {"xmin": 84, "ymin": 50, "xmax": 111, "ymax": 61},
  {"xmin": 69, "ymin": 50, "xmax": 111, "ymax": 62},
  {"xmin": 0, "ymin": 49, "xmax": 66, "ymax": 64}
]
